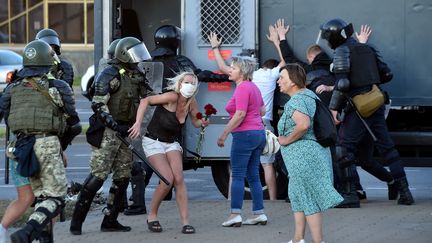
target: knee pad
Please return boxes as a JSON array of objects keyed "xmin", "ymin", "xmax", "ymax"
[{"xmin": 83, "ymin": 174, "xmax": 104, "ymax": 194}]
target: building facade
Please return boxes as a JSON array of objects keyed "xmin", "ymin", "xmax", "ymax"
[{"xmin": 0, "ymin": 0, "xmax": 94, "ymax": 76}]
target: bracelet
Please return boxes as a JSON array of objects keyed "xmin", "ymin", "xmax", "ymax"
[{"xmin": 212, "ymin": 46, "xmax": 219, "ymax": 50}]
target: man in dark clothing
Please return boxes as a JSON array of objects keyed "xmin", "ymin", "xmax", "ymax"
[
  {"xmin": 320, "ymin": 18, "xmax": 414, "ymax": 206},
  {"xmin": 275, "ymin": 19, "xmax": 396, "ymax": 206}
]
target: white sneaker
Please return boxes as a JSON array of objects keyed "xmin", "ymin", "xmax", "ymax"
[
  {"xmin": 243, "ymin": 214, "xmax": 268, "ymax": 225},
  {"xmin": 283, "ymin": 240, "xmax": 305, "ymax": 243}
]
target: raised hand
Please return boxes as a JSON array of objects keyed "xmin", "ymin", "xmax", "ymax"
[
  {"xmin": 355, "ymin": 24, "xmax": 372, "ymax": 44},
  {"xmin": 208, "ymin": 32, "xmax": 222, "ymax": 48},
  {"xmin": 275, "ymin": 18, "xmax": 290, "ymax": 40},
  {"xmin": 266, "ymin": 25, "xmax": 279, "ymax": 44}
]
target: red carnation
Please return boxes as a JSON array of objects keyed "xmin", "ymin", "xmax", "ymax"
[
  {"xmin": 196, "ymin": 112, "xmax": 203, "ymax": 120},
  {"xmin": 204, "ymin": 104, "xmax": 213, "ymax": 110}
]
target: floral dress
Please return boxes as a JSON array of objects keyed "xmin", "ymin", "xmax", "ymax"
[{"xmin": 278, "ymin": 89, "xmax": 343, "ymax": 215}]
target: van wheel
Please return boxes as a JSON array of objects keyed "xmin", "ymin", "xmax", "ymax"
[{"xmin": 211, "ymin": 160, "xmax": 288, "ymax": 200}]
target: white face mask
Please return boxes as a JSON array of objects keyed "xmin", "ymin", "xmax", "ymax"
[{"xmin": 180, "ymin": 83, "xmax": 197, "ymax": 98}]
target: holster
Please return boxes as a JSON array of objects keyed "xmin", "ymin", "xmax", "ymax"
[{"xmin": 86, "ymin": 114, "xmax": 105, "ymax": 148}]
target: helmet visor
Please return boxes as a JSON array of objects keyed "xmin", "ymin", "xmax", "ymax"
[
  {"xmin": 38, "ymin": 36, "xmax": 60, "ymax": 47},
  {"xmin": 127, "ymin": 43, "xmax": 151, "ymax": 63}
]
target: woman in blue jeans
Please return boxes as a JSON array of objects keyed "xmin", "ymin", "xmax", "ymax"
[{"xmin": 214, "ymin": 54, "xmax": 267, "ymax": 227}]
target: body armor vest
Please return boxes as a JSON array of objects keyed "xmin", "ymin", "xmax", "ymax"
[
  {"xmin": 107, "ymin": 66, "xmax": 143, "ymax": 123},
  {"xmin": 8, "ymin": 78, "xmax": 65, "ymax": 134},
  {"xmin": 346, "ymin": 43, "xmax": 380, "ymax": 89}
]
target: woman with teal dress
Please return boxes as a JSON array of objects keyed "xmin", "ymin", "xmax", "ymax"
[{"xmin": 277, "ymin": 64, "xmax": 343, "ymax": 243}]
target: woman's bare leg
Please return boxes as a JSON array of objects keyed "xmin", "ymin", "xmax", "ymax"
[
  {"xmin": 305, "ymin": 212, "xmax": 323, "ymax": 243},
  {"xmin": 293, "ymin": 212, "xmax": 306, "ymax": 242},
  {"xmin": 1, "ymin": 185, "xmax": 34, "ymax": 228},
  {"xmin": 146, "ymin": 154, "xmax": 174, "ymax": 222},
  {"xmin": 166, "ymin": 150, "xmax": 189, "ymax": 225}
]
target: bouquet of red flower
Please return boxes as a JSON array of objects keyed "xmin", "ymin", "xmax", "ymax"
[{"xmin": 195, "ymin": 104, "xmax": 217, "ymax": 163}]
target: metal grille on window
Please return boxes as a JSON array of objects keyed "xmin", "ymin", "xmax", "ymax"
[{"xmin": 200, "ymin": 0, "xmax": 241, "ymax": 45}]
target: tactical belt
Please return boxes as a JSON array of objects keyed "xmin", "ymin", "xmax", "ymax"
[
  {"xmin": 145, "ymin": 132, "xmax": 177, "ymax": 143},
  {"xmin": 16, "ymin": 132, "xmax": 57, "ymax": 140}
]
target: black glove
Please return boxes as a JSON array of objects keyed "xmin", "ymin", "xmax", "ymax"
[
  {"xmin": 99, "ymin": 111, "xmax": 119, "ymax": 131},
  {"xmin": 117, "ymin": 125, "xmax": 130, "ymax": 138}
]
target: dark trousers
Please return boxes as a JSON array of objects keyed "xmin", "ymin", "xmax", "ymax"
[{"xmin": 338, "ymin": 105, "xmax": 406, "ymax": 179}]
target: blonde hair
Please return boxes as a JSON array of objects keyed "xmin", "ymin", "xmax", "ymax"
[
  {"xmin": 231, "ymin": 56, "xmax": 257, "ymax": 81},
  {"xmin": 167, "ymin": 71, "xmax": 199, "ymax": 108},
  {"xmin": 306, "ymin": 44, "xmax": 322, "ymax": 57}
]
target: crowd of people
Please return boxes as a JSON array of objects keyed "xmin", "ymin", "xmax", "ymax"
[{"xmin": 0, "ymin": 16, "xmax": 415, "ymax": 243}]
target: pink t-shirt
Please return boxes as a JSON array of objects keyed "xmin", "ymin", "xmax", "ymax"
[{"xmin": 226, "ymin": 81, "xmax": 265, "ymax": 132}]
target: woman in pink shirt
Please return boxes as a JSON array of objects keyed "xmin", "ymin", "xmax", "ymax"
[{"xmin": 216, "ymin": 55, "xmax": 267, "ymax": 227}]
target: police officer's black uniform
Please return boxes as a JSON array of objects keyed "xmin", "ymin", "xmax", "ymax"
[{"xmin": 320, "ymin": 18, "xmax": 414, "ymax": 206}]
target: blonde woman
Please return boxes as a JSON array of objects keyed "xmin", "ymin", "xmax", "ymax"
[{"xmin": 128, "ymin": 72, "xmax": 208, "ymax": 234}]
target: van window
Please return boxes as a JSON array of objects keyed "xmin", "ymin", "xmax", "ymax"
[{"xmin": 200, "ymin": 0, "xmax": 241, "ymax": 45}]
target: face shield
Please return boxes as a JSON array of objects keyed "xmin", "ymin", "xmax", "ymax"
[
  {"xmin": 127, "ymin": 43, "xmax": 152, "ymax": 63},
  {"xmin": 38, "ymin": 36, "xmax": 60, "ymax": 47}
]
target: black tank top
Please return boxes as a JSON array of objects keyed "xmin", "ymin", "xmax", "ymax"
[{"xmin": 146, "ymin": 105, "xmax": 183, "ymax": 143}]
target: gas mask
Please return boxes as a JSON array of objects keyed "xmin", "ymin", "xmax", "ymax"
[{"xmin": 180, "ymin": 83, "xmax": 197, "ymax": 98}]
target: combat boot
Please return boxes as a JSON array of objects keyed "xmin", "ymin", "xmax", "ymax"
[
  {"xmin": 10, "ymin": 224, "xmax": 35, "ymax": 243},
  {"xmin": 101, "ymin": 178, "xmax": 131, "ymax": 232},
  {"xmin": 70, "ymin": 174, "xmax": 104, "ymax": 235},
  {"xmin": 101, "ymin": 210, "xmax": 131, "ymax": 232},
  {"xmin": 335, "ymin": 192, "xmax": 360, "ymax": 208},
  {"xmin": 395, "ymin": 177, "xmax": 414, "ymax": 205},
  {"xmin": 124, "ymin": 174, "xmax": 146, "ymax": 215}
]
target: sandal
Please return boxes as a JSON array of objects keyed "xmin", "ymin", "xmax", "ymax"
[
  {"xmin": 181, "ymin": 224, "xmax": 195, "ymax": 234},
  {"xmin": 147, "ymin": 220, "xmax": 163, "ymax": 232}
]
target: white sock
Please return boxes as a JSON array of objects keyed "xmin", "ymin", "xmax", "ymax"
[
  {"xmin": 0, "ymin": 224, "xmax": 8, "ymax": 243},
  {"xmin": 0, "ymin": 224, "xmax": 7, "ymax": 232}
]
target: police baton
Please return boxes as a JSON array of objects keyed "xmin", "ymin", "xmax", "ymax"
[
  {"xmin": 4, "ymin": 126, "xmax": 10, "ymax": 184},
  {"xmin": 115, "ymin": 133, "xmax": 170, "ymax": 185},
  {"xmin": 348, "ymin": 99, "xmax": 377, "ymax": 142}
]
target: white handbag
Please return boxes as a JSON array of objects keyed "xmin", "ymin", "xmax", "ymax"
[{"xmin": 262, "ymin": 130, "xmax": 281, "ymax": 155}]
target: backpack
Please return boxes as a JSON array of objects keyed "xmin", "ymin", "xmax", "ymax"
[{"xmin": 302, "ymin": 93, "xmax": 337, "ymax": 147}]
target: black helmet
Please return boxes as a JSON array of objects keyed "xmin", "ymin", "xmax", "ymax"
[
  {"xmin": 154, "ymin": 25, "xmax": 181, "ymax": 52},
  {"xmin": 320, "ymin": 18, "xmax": 353, "ymax": 49},
  {"xmin": 107, "ymin": 39, "xmax": 121, "ymax": 59},
  {"xmin": 35, "ymin": 28, "xmax": 61, "ymax": 55},
  {"xmin": 114, "ymin": 37, "xmax": 151, "ymax": 63}
]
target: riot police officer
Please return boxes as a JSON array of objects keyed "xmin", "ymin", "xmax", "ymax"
[
  {"xmin": 70, "ymin": 37, "xmax": 153, "ymax": 235},
  {"xmin": 2, "ymin": 40, "xmax": 80, "ymax": 242},
  {"xmin": 320, "ymin": 18, "xmax": 414, "ymax": 206},
  {"xmin": 36, "ymin": 28, "xmax": 74, "ymax": 87}
]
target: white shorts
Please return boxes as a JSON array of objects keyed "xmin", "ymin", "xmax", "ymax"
[
  {"xmin": 260, "ymin": 119, "xmax": 275, "ymax": 164},
  {"xmin": 142, "ymin": 136, "xmax": 183, "ymax": 158}
]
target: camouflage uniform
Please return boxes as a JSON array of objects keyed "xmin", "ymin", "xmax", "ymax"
[
  {"xmin": 2, "ymin": 39, "xmax": 80, "ymax": 243},
  {"xmin": 70, "ymin": 37, "xmax": 152, "ymax": 235}
]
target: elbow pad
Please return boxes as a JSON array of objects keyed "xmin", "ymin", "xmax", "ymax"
[
  {"xmin": 335, "ymin": 78, "xmax": 350, "ymax": 92},
  {"xmin": 333, "ymin": 46, "xmax": 350, "ymax": 74}
]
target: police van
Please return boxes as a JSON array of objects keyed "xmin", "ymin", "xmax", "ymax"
[{"xmin": 94, "ymin": 0, "xmax": 432, "ymax": 198}]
